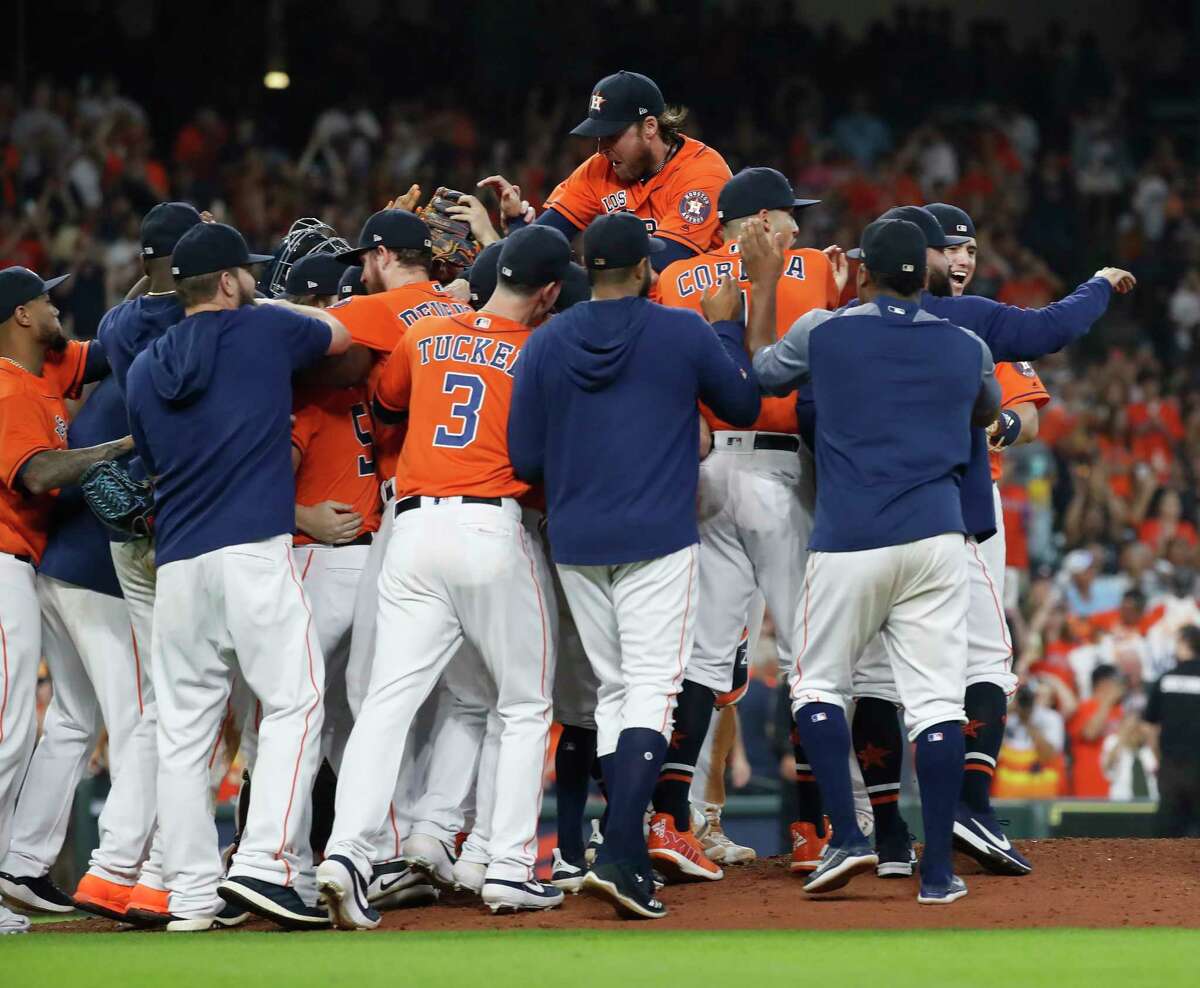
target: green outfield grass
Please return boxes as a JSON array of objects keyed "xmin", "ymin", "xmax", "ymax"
[{"xmin": 5, "ymin": 928, "xmax": 1199, "ymax": 986}]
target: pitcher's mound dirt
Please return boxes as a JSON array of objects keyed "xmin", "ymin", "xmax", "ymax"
[{"xmin": 37, "ymin": 839, "xmax": 1200, "ymax": 934}]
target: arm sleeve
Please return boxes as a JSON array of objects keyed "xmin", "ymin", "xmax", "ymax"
[
  {"xmin": 752, "ymin": 309, "xmax": 835, "ymax": 395},
  {"xmin": 0, "ymin": 396, "xmax": 55, "ymax": 491},
  {"xmin": 507, "ymin": 335, "xmax": 548, "ymax": 482},
  {"xmin": 937, "ymin": 278, "xmax": 1113, "ymax": 361},
  {"xmin": 532, "ymin": 208, "xmax": 582, "ymax": 238},
  {"xmin": 374, "ymin": 337, "xmax": 413, "ymax": 414},
  {"xmin": 998, "ymin": 362, "xmax": 1052, "ymax": 409},
  {"xmin": 692, "ymin": 316, "xmax": 761, "ymax": 427},
  {"xmin": 82, "ymin": 337, "xmax": 111, "ymax": 384},
  {"xmin": 272, "ymin": 308, "xmax": 334, "ymax": 371},
  {"xmin": 651, "ymin": 238, "xmax": 696, "ymax": 273}
]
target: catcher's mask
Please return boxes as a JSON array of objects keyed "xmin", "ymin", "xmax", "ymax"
[{"xmin": 267, "ymin": 218, "xmax": 351, "ymax": 298}]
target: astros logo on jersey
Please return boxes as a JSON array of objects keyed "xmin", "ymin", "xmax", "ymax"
[
  {"xmin": 679, "ymin": 190, "xmax": 712, "ymax": 225},
  {"xmin": 54, "ymin": 414, "xmax": 67, "ymax": 441}
]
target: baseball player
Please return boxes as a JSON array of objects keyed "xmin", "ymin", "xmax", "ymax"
[
  {"xmin": 649, "ymin": 167, "xmax": 836, "ymax": 875},
  {"xmin": 508, "ymin": 212, "xmax": 760, "ymax": 919},
  {"xmin": 0, "ymin": 376, "xmax": 135, "ymax": 917},
  {"xmin": 124, "ymin": 222, "xmax": 351, "ymax": 931},
  {"xmin": 0, "ymin": 266, "xmax": 134, "ymax": 934},
  {"xmin": 481, "ymin": 70, "xmax": 731, "ymax": 271},
  {"xmin": 70, "ymin": 202, "xmax": 203, "ymax": 923},
  {"xmin": 842, "ymin": 204, "xmax": 1135, "ymax": 874},
  {"xmin": 327, "ymin": 208, "xmax": 474, "ymax": 896},
  {"xmin": 318, "ymin": 225, "xmax": 572, "ymax": 927},
  {"xmin": 744, "ymin": 217, "xmax": 1001, "ymax": 904}
]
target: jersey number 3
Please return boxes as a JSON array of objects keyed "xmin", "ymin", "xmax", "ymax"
[{"xmin": 433, "ymin": 372, "xmax": 486, "ymax": 448}]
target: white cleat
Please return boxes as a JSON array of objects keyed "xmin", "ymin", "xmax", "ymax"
[
  {"xmin": 549, "ymin": 849, "xmax": 587, "ymax": 893},
  {"xmin": 367, "ymin": 858, "xmax": 438, "ymax": 909},
  {"xmin": 0, "ymin": 903, "xmax": 31, "ymax": 935},
  {"xmin": 402, "ymin": 834, "xmax": 457, "ymax": 888},
  {"xmin": 481, "ymin": 879, "xmax": 564, "ymax": 914},
  {"xmin": 317, "ymin": 855, "xmax": 382, "ymax": 930},
  {"xmin": 451, "ymin": 858, "xmax": 487, "ymax": 896},
  {"xmin": 584, "ymin": 819, "xmax": 604, "ymax": 866}
]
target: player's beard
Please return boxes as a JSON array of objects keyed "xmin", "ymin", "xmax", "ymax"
[
  {"xmin": 926, "ymin": 265, "xmax": 952, "ymax": 297},
  {"xmin": 235, "ymin": 281, "xmax": 257, "ymax": 307},
  {"xmin": 45, "ymin": 331, "xmax": 68, "ymax": 352}
]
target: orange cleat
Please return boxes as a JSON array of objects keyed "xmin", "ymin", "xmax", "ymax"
[
  {"xmin": 73, "ymin": 874, "xmax": 134, "ymax": 921},
  {"xmin": 790, "ymin": 819, "xmax": 832, "ymax": 874},
  {"xmin": 124, "ymin": 883, "xmax": 171, "ymax": 927},
  {"xmin": 647, "ymin": 813, "xmax": 724, "ymax": 882}
]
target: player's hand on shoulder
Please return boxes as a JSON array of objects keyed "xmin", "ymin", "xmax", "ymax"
[
  {"xmin": 297, "ymin": 501, "xmax": 363, "ymax": 545},
  {"xmin": 823, "ymin": 245, "xmax": 849, "ymax": 293},
  {"xmin": 1095, "ymin": 267, "xmax": 1136, "ymax": 293},
  {"xmin": 442, "ymin": 278, "xmax": 471, "ymax": 302},
  {"xmin": 701, "ymin": 275, "xmax": 742, "ymax": 325},
  {"xmin": 446, "ymin": 193, "xmax": 501, "ymax": 246},
  {"xmin": 477, "ymin": 175, "xmax": 527, "ymax": 221},
  {"xmin": 738, "ymin": 221, "xmax": 787, "ymax": 286}
]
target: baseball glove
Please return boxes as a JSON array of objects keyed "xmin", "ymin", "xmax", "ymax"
[
  {"xmin": 81, "ymin": 460, "xmax": 154, "ymax": 537},
  {"xmin": 418, "ymin": 188, "xmax": 480, "ymax": 281}
]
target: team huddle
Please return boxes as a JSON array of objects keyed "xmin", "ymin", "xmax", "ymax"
[{"xmin": 0, "ymin": 71, "xmax": 1136, "ymax": 934}]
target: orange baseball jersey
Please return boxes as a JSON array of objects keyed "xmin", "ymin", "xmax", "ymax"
[
  {"xmin": 989, "ymin": 360, "xmax": 1050, "ymax": 481},
  {"xmin": 545, "ymin": 136, "xmax": 732, "ymax": 253},
  {"xmin": 291, "ymin": 383, "xmax": 383, "ymax": 546},
  {"xmin": 658, "ymin": 243, "xmax": 839, "ymax": 433},
  {"xmin": 328, "ymin": 280, "xmax": 473, "ymax": 482},
  {"xmin": 41, "ymin": 339, "xmax": 90, "ymax": 401},
  {"xmin": 374, "ymin": 312, "xmax": 532, "ymax": 500},
  {"xmin": 0, "ymin": 361, "xmax": 71, "ymax": 562}
]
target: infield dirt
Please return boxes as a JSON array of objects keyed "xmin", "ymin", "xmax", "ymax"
[{"xmin": 34, "ymin": 838, "xmax": 1200, "ymax": 934}]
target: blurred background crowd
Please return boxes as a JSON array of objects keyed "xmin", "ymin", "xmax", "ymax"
[{"xmin": 6, "ymin": 0, "xmax": 1200, "ymax": 821}]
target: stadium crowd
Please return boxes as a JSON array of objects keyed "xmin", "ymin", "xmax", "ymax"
[{"xmin": 3, "ymin": 6, "xmax": 1199, "ymax": 816}]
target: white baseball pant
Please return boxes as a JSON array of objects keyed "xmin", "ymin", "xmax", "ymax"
[
  {"xmin": 85, "ymin": 538, "xmax": 163, "ymax": 887},
  {"xmin": 791, "ymin": 533, "xmax": 969, "ymax": 741},
  {"xmin": 0, "ymin": 553, "xmax": 40, "ymax": 866},
  {"xmin": 689, "ymin": 434, "xmax": 815, "ymax": 692},
  {"xmin": 1, "ymin": 577, "xmax": 141, "ymax": 881},
  {"xmin": 326, "ymin": 497, "xmax": 555, "ymax": 884},
  {"xmin": 557, "ymin": 544, "xmax": 699, "ymax": 758},
  {"xmin": 154, "ymin": 535, "xmax": 325, "ymax": 918},
  {"xmin": 457, "ymin": 711, "xmax": 501, "ymax": 870}
]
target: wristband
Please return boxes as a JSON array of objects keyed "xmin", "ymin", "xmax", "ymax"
[{"xmin": 993, "ymin": 408, "xmax": 1023, "ymax": 449}]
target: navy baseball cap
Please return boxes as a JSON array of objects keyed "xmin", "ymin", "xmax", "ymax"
[
  {"xmin": 555, "ymin": 262, "xmax": 591, "ymax": 311},
  {"xmin": 141, "ymin": 202, "xmax": 203, "ymax": 259},
  {"xmin": 571, "ymin": 70, "xmax": 665, "ymax": 138},
  {"xmin": 583, "ymin": 212, "xmax": 666, "ymax": 269},
  {"xmin": 336, "ymin": 209, "xmax": 432, "ymax": 262},
  {"xmin": 285, "ymin": 253, "xmax": 345, "ymax": 297},
  {"xmin": 170, "ymin": 223, "xmax": 275, "ymax": 279},
  {"xmin": 847, "ymin": 205, "xmax": 968, "ymax": 259},
  {"xmin": 467, "ymin": 241, "xmax": 505, "ymax": 307},
  {"xmin": 338, "ymin": 265, "xmax": 366, "ymax": 297},
  {"xmin": 853, "ymin": 219, "xmax": 927, "ymax": 279},
  {"xmin": 926, "ymin": 202, "xmax": 976, "ymax": 241},
  {"xmin": 498, "ymin": 226, "xmax": 572, "ymax": 288},
  {"xmin": 0, "ymin": 266, "xmax": 70, "ymax": 323},
  {"xmin": 717, "ymin": 168, "xmax": 820, "ymax": 222}
]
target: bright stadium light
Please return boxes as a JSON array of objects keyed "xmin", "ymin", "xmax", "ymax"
[{"xmin": 263, "ymin": 70, "xmax": 290, "ymax": 90}]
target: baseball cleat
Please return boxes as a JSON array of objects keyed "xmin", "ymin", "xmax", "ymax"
[
  {"xmin": 481, "ymin": 879, "xmax": 564, "ymax": 913},
  {"xmin": 803, "ymin": 842, "xmax": 879, "ymax": 894},
  {"xmin": 875, "ymin": 828, "xmax": 918, "ymax": 878},
  {"xmin": 450, "ymin": 858, "xmax": 487, "ymax": 896},
  {"xmin": 694, "ymin": 807, "xmax": 757, "ymax": 865},
  {"xmin": 582, "ymin": 861, "xmax": 667, "ymax": 920},
  {"xmin": 0, "ymin": 870, "xmax": 76, "ymax": 913},
  {"xmin": 161, "ymin": 900, "xmax": 251, "ymax": 933},
  {"xmin": 789, "ymin": 819, "xmax": 831, "ymax": 874},
  {"xmin": 550, "ymin": 849, "xmax": 587, "ymax": 894},
  {"xmin": 647, "ymin": 813, "xmax": 724, "ymax": 882},
  {"xmin": 402, "ymin": 833, "xmax": 457, "ymax": 888},
  {"xmin": 218, "ymin": 876, "xmax": 330, "ymax": 931},
  {"xmin": 953, "ymin": 808, "xmax": 1032, "ymax": 876},
  {"xmin": 73, "ymin": 873, "xmax": 134, "ymax": 921},
  {"xmin": 584, "ymin": 819, "xmax": 604, "ymax": 865},
  {"xmin": 317, "ymin": 855, "xmax": 381, "ymax": 931},
  {"xmin": 0, "ymin": 903, "xmax": 31, "ymax": 934},
  {"xmin": 918, "ymin": 874, "xmax": 968, "ymax": 905},
  {"xmin": 123, "ymin": 884, "xmax": 173, "ymax": 928},
  {"xmin": 367, "ymin": 858, "xmax": 439, "ymax": 908}
]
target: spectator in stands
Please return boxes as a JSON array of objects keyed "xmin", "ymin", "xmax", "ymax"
[
  {"xmin": 1067, "ymin": 664, "xmax": 1127, "ymax": 797},
  {"xmin": 995, "ymin": 677, "xmax": 1075, "ymax": 799},
  {"xmin": 1060, "ymin": 549, "xmax": 1125, "ymax": 618},
  {"xmin": 1143, "ymin": 625, "xmax": 1200, "ymax": 836}
]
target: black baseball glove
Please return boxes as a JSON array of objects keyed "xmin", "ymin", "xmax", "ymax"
[
  {"xmin": 81, "ymin": 460, "xmax": 154, "ymax": 537},
  {"xmin": 419, "ymin": 187, "xmax": 481, "ymax": 281}
]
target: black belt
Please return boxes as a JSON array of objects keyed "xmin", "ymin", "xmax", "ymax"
[
  {"xmin": 395, "ymin": 495, "xmax": 503, "ymax": 517},
  {"xmin": 341, "ymin": 533, "xmax": 373, "ymax": 547},
  {"xmin": 753, "ymin": 434, "xmax": 800, "ymax": 452}
]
